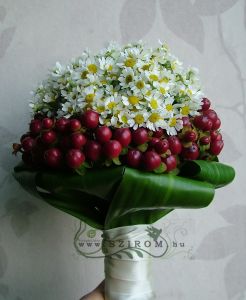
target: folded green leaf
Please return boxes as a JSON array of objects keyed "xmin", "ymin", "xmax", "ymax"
[
  {"xmin": 13, "ymin": 160, "xmax": 233, "ymax": 230},
  {"xmin": 180, "ymin": 160, "xmax": 235, "ymax": 188}
]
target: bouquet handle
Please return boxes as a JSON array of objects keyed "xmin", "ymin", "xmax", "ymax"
[{"xmin": 103, "ymin": 225, "xmax": 156, "ymax": 300}]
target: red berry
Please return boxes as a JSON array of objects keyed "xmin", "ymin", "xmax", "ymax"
[
  {"xmin": 30, "ymin": 119, "xmax": 42, "ymax": 135},
  {"xmin": 210, "ymin": 131, "xmax": 222, "ymax": 142},
  {"xmin": 41, "ymin": 130, "xmax": 56, "ymax": 144},
  {"xmin": 84, "ymin": 140, "xmax": 102, "ymax": 161},
  {"xmin": 81, "ymin": 110, "xmax": 99, "ymax": 129},
  {"xmin": 210, "ymin": 140, "xmax": 224, "ymax": 155},
  {"xmin": 153, "ymin": 128, "xmax": 164, "ymax": 138},
  {"xmin": 21, "ymin": 137, "xmax": 36, "ymax": 152},
  {"xmin": 42, "ymin": 118, "xmax": 54, "ymax": 129},
  {"xmin": 20, "ymin": 133, "xmax": 30, "ymax": 143},
  {"xmin": 132, "ymin": 128, "xmax": 148, "ymax": 145},
  {"xmin": 66, "ymin": 149, "xmax": 85, "ymax": 168},
  {"xmin": 155, "ymin": 139, "xmax": 169, "ymax": 154},
  {"xmin": 182, "ymin": 117, "xmax": 191, "ymax": 127},
  {"xmin": 44, "ymin": 148, "xmax": 62, "ymax": 168},
  {"xmin": 168, "ymin": 136, "xmax": 182, "ymax": 154},
  {"xmin": 162, "ymin": 155, "xmax": 177, "ymax": 172},
  {"xmin": 182, "ymin": 143, "xmax": 199, "ymax": 160},
  {"xmin": 71, "ymin": 132, "xmax": 87, "ymax": 149},
  {"xmin": 126, "ymin": 149, "xmax": 142, "ymax": 168},
  {"xmin": 184, "ymin": 131, "xmax": 197, "ymax": 142},
  {"xmin": 103, "ymin": 140, "xmax": 122, "ymax": 159},
  {"xmin": 200, "ymin": 98, "xmax": 211, "ymax": 111},
  {"xmin": 212, "ymin": 118, "xmax": 221, "ymax": 130},
  {"xmin": 96, "ymin": 126, "xmax": 112, "ymax": 143},
  {"xmin": 194, "ymin": 115, "xmax": 213, "ymax": 131},
  {"xmin": 55, "ymin": 117, "xmax": 70, "ymax": 132},
  {"xmin": 149, "ymin": 137, "xmax": 160, "ymax": 148},
  {"xmin": 142, "ymin": 151, "xmax": 161, "ymax": 171},
  {"xmin": 70, "ymin": 119, "xmax": 82, "ymax": 132},
  {"xmin": 113, "ymin": 128, "xmax": 132, "ymax": 147},
  {"xmin": 203, "ymin": 109, "xmax": 218, "ymax": 123},
  {"xmin": 200, "ymin": 136, "xmax": 211, "ymax": 145}
]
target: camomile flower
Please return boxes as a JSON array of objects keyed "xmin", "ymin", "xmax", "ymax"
[
  {"xmin": 145, "ymin": 68, "xmax": 160, "ymax": 83},
  {"xmin": 104, "ymin": 95, "xmax": 121, "ymax": 111},
  {"xmin": 122, "ymin": 94, "xmax": 144, "ymax": 110},
  {"xmin": 118, "ymin": 110, "xmax": 131, "ymax": 127},
  {"xmin": 130, "ymin": 75, "xmax": 149, "ymax": 95},
  {"xmin": 145, "ymin": 94, "xmax": 163, "ymax": 110},
  {"xmin": 119, "ymin": 68, "xmax": 135, "ymax": 87},
  {"xmin": 146, "ymin": 111, "xmax": 166, "ymax": 131},
  {"xmin": 162, "ymin": 97, "xmax": 179, "ymax": 116},
  {"xmin": 51, "ymin": 62, "xmax": 67, "ymax": 77},
  {"xmin": 98, "ymin": 56, "xmax": 116, "ymax": 73},
  {"xmin": 166, "ymin": 117, "xmax": 183, "ymax": 135},
  {"xmin": 128, "ymin": 110, "xmax": 149, "ymax": 130},
  {"xmin": 60, "ymin": 100, "xmax": 77, "ymax": 118}
]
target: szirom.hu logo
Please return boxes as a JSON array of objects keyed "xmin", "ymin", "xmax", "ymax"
[{"xmin": 73, "ymin": 220, "xmax": 194, "ymax": 259}]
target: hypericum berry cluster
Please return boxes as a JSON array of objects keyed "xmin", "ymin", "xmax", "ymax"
[{"xmin": 13, "ymin": 97, "xmax": 223, "ymax": 174}]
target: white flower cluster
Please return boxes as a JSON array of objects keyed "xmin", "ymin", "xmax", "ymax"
[{"xmin": 30, "ymin": 41, "xmax": 204, "ymax": 135}]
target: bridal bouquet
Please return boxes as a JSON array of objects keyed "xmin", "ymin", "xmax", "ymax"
[{"xmin": 13, "ymin": 42, "xmax": 235, "ymax": 299}]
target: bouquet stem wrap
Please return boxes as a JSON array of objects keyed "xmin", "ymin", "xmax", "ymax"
[{"xmin": 103, "ymin": 225, "xmax": 155, "ymax": 300}]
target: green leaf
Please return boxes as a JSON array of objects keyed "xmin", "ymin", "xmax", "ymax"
[
  {"xmin": 180, "ymin": 160, "xmax": 235, "ymax": 188},
  {"xmin": 112, "ymin": 157, "xmax": 121, "ymax": 166},
  {"xmin": 120, "ymin": 148, "xmax": 128, "ymax": 155},
  {"xmin": 104, "ymin": 168, "xmax": 214, "ymax": 229},
  {"xmin": 137, "ymin": 143, "xmax": 148, "ymax": 152},
  {"xmin": 153, "ymin": 162, "xmax": 167, "ymax": 174},
  {"xmin": 13, "ymin": 160, "xmax": 235, "ymax": 231},
  {"xmin": 75, "ymin": 166, "xmax": 86, "ymax": 176}
]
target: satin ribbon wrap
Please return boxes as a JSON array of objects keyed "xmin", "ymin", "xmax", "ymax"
[{"xmin": 102, "ymin": 225, "xmax": 155, "ymax": 300}]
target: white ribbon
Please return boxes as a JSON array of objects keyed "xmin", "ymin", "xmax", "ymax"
[{"xmin": 102, "ymin": 225, "xmax": 156, "ymax": 300}]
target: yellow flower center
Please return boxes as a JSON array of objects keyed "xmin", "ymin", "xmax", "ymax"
[
  {"xmin": 136, "ymin": 80, "xmax": 145, "ymax": 89},
  {"xmin": 85, "ymin": 93, "xmax": 95, "ymax": 102},
  {"xmin": 121, "ymin": 115, "xmax": 128, "ymax": 124},
  {"xmin": 150, "ymin": 99, "xmax": 158, "ymax": 109},
  {"xmin": 134, "ymin": 114, "xmax": 144, "ymax": 124},
  {"xmin": 149, "ymin": 113, "xmax": 161, "ymax": 123},
  {"xmin": 142, "ymin": 64, "xmax": 150, "ymax": 71},
  {"xmin": 87, "ymin": 64, "xmax": 98, "ymax": 74},
  {"xmin": 166, "ymin": 104, "xmax": 173, "ymax": 111},
  {"xmin": 181, "ymin": 106, "xmax": 190, "ymax": 115},
  {"xmin": 160, "ymin": 77, "xmax": 169, "ymax": 83},
  {"xmin": 81, "ymin": 71, "xmax": 88, "ymax": 79},
  {"xmin": 107, "ymin": 65, "xmax": 113, "ymax": 71},
  {"xmin": 169, "ymin": 118, "xmax": 177, "ymax": 127},
  {"xmin": 125, "ymin": 58, "xmax": 136, "ymax": 68},
  {"xmin": 128, "ymin": 96, "xmax": 140, "ymax": 105},
  {"xmin": 159, "ymin": 87, "xmax": 166, "ymax": 94},
  {"xmin": 97, "ymin": 106, "xmax": 105, "ymax": 113},
  {"xmin": 149, "ymin": 74, "xmax": 158, "ymax": 81},
  {"xmin": 68, "ymin": 107, "xmax": 73, "ymax": 113},
  {"xmin": 125, "ymin": 74, "xmax": 133, "ymax": 84},
  {"xmin": 107, "ymin": 102, "xmax": 116, "ymax": 110}
]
